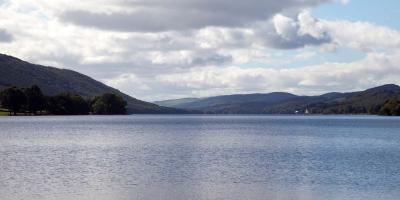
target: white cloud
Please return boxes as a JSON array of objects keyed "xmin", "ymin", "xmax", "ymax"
[
  {"xmin": 297, "ymin": 11, "xmax": 328, "ymax": 39},
  {"xmin": 294, "ymin": 51, "xmax": 316, "ymax": 60},
  {"xmin": 322, "ymin": 20, "xmax": 400, "ymax": 51},
  {"xmin": 0, "ymin": 29, "xmax": 13, "ymax": 42},
  {"xmin": 340, "ymin": 0, "xmax": 350, "ymax": 5},
  {"xmin": 59, "ymin": 0, "xmax": 330, "ymax": 32},
  {"xmin": 1, "ymin": 0, "xmax": 400, "ymax": 101},
  {"xmin": 261, "ymin": 11, "xmax": 332, "ymax": 49},
  {"xmin": 144, "ymin": 51, "xmax": 400, "ymax": 99},
  {"xmin": 104, "ymin": 73, "xmax": 150, "ymax": 91},
  {"xmin": 273, "ymin": 14, "xmax": 299, "ymax": 40}
]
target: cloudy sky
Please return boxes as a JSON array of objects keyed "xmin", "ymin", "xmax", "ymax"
[{"xmin": 1, "ymin": 0, "xmax": 400, "ymax": 101}]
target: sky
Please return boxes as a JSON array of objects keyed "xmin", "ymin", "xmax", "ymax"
[{"xmin": 0, "ymin": 0, "xmax": 400, "ymax": 101}]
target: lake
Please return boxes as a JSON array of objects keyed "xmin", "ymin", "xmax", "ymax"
[{"xmin": 0, "ymin": 115, "xmax": 399, "ymax": 200}]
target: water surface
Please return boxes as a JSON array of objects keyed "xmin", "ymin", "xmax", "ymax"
[{"xmin": 0, "ymin": 115, "xmax": 399, "ymax": 200}]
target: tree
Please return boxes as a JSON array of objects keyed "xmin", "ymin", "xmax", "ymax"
[
  {"xmin": 70, "ymin": 94, "xmax": 91, "ymax": 115},
  {"xmin": 24, "ymin": 85, "xmax": 46, "ymax": 115},
  {"xmin": 0, "ymin": 87, "xmax": 27, "ymax": 115},
  {"xmin": 379, "ymin": 99, "xmax": 400, "ymax": 116},
  {"xmin": 91, "ymin": 93, "xmax": 127, "ymax": 115},
  {"xmin": 46, "ymin": 93, "xmax": 90, "ymax": 115}
]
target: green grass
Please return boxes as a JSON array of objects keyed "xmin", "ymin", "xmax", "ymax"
[
  {"xmin": 0, "ymin": 108, "xmax": 10, "ymax": 116},
  {"xmin": 0, "ymin": 108, "xmax": 28, "ymax": 116},
  {"xmin": 0, "ymin": 108, "xmax": 49, "ymax": 116},
  {"xmin": 0, "ymin": 112, "xmax": 8, "ymax": 116}
]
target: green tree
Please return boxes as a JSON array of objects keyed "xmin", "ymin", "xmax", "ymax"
[
  {"xmin": 46, "ymin": 93, "xmax": 90, "ymax": 115},
  {"xmin": 0, "ymin": 87, "xmax": 27, "ymax": 115},
  {"xmin": 379, "ymin": 99, "xmax": 400, "ymax": 116},
  {"xmin": 24, "ymin": 85, "xmax": 46, "ymax": 115},
  {"xmin": 91, "ymin": 93, "xmax": 127, "ymax": 115}
]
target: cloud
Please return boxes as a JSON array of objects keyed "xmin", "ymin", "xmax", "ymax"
[
  {"xmin": 60, "ymin": 0, "xmax": 330, "ymax": 32},
  {"xmin": 294, "ymin": 51, "xmax": 316, "ymax": 60},
  {"xmin": 260, "ymin": 11, "xmax": 400, "ymax": 51},
  {"xmin": 322, "ymin": 20, "xmax": 400, "ymax": 52},
  {"xmin": 1, "ymin": 0, "xmax": 400, "ymax": 101},
  {"xmin": 0, "ymin": 29, "xmax": 13, "ymax": 42},
  {"xmin": 191, "ymin": 54, "xmax": 233, "ymax": 66},
  {"xmin": 259, "ymin": 11, "xmax": 332, "ymax": 49},
  {"xmin": 139, "ymin": 51, "xmax": 400, "ymax": 99}
]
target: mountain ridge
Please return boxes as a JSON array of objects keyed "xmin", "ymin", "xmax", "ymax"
[
  {"xmin": 156, "ymin": 84, "xmax": 400, "ymax": 114},
  {"xmin": 2, "ymin": 53, "xmax": 398, "ymax": 115},
  {"xmin": 0, "ymin": 53, "xmax": 190, "ymax": 114}
]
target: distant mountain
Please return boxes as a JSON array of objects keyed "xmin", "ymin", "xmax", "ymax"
[
  {"xmin": 156, "ymin": 85, "xmax": 400, "ymax": 114},
  {"xmin": 0, "ymin": 53, "xmax": 190, "ymax": 114},
  {"xmin": 157, "ymin": 92, "xmax": 300, "ymax": 114},
  {"xmin": 155, "ymin": 98, "xmax": 201, "ymax": 108},
  {"xmin": 308, "ymin": 84, "xmax": 400, "ymax": 114}
]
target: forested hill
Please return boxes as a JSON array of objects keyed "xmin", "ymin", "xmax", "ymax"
[
  {"xmin": 0, "ymin": 54, "xmax": 189, "ymax": 114},
  {"xmin": 308, "ymin": 84, "xmax": 400, "ymax": 114},
  {"xmin": 156, "ymin": 85, "xmax": 400, "ymax": 115},
  {"xmin": 2, "ymin": 53, "xmax": 398, "ymax": 115}
]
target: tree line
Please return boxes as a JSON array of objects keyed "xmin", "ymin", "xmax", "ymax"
[
  {"xmin": 379, "ymin": 99, "xmax": 400, "ymax": 116},
  {"xmin": 309, "ymin": 102, "xmax": 400, "ymax": 116},
  {"xmin": 0, "ymin": 85, "xmax": 127, "ymax": 115}
]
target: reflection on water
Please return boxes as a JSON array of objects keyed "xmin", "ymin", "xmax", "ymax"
[{"xmin": 0, "ymin": 115, "xmax": 400, "ymax": 200}]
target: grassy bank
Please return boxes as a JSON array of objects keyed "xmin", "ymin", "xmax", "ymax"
[
  {"xmin": 0, "ymin": 108, "xmax": 10, "ymax": 116},
  {"xmin": 0, "ymin": 108, "xmax": 31, "ymax": 116}
]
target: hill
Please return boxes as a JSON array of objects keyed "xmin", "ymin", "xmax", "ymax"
[
  {"xmin": 156, "ymin": 92, "xmax": 300, "ymax": 114},
  {"xmin": 156, "ymin": 85, "xmax": 400, "ymax": 114},
  {"xmin": 308, "ymin": 84, "xmax": 400, "ymax": 114},
  {"xmin": 0, "ymin": 53, "xmax": 189, "ymax": 114}
]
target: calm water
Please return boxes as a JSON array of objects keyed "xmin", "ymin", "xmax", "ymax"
[{"xmin": 0, "ymin": 115, "xmax": 400, "ymax": 200}]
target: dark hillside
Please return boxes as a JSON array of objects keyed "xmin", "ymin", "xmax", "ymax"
[
  {"xmin": 156, "ymin": 85, "xmax": 400, "ymax": 114},
  {"xmin": 0, "ymin": 54, "xmax": 189, "ymax": 114}
]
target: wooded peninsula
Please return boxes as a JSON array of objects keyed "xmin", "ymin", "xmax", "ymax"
[{"xmin": 0, "ymin": 85, "xmax": 127, "ymax": 116}]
